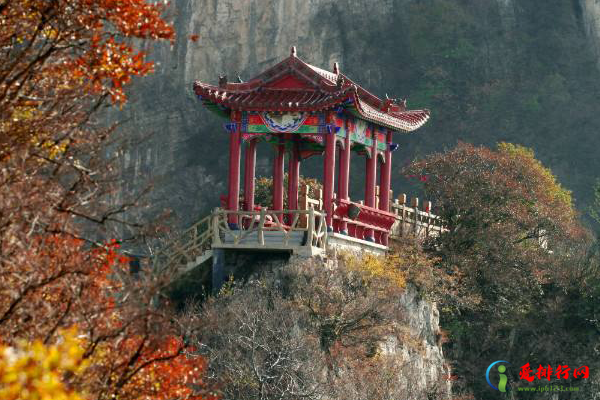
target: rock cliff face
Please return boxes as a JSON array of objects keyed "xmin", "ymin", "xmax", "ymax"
[
  {"xmin": 391, "ymin": 286, "xmax": 451, "ymax": 395},
  {"xmin": 203, "ymin": 251, "xmax": 452, "ymax": 398},
  {"xmin": 582, "ymin": 0, "xmax": 600, "ymax": 62}
]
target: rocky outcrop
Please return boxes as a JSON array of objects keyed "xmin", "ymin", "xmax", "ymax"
[{"xmin": 385, "ymin": 286, "xmax": 452, "ymax": 396}]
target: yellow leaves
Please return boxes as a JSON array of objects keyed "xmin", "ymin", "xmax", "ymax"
[
  {"xmin": 44, "ymin": 139, "xmax": 69, "ymax": 160},
  {"xmin": 340, "ymin": 251, "xmax": 406, "ymax": 289},
  {"xmin": 497, "ymin": 142, "xmax": 573, "ymax": 210},
  {"xmin": 41, "ymin": 25, "xmax": 58, "ymax": 40},
  {"xmin": 11, "ymin": 105, "xmax": 37, "ymax": 122},
  {"xmin": 0, "ymin": 326, "xmax": 89, "ymax": 400}
]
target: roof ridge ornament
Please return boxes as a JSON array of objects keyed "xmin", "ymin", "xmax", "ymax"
[
  {"xmin": 290, "ymin": 46, "xmax": 297, "ymax": 57},
  {"xmin": 333, "ymin": 62, "xmax": 339, "ymax": 75},
  {"xmin": 336, "ymin": 74, "xmax": 345, "ymax": 89},
  {"xmin": 219, "ymin": 74, "xmax": 227, "ymax": 87}
]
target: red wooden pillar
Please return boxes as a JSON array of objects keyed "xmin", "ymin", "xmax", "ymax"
[
  {"xmin": 287, "ymin": 141, "xmax": 300, "ymax": 224},
  {"xmin": 364, "ymin": 129, "xmax": 377, "ymax": 241},
  {"xmin": 337, "ymin": 123, "xmax": 351, "ymax": 234},
  {"xmin": 379, "ymin": 130, "xmax": 393, "ymax": 245},
  {"xmin": 272, "ymin": 140, "xmax": 285, "ymax": 220},
  {"xmin": 379, "ymin": 130, "xmax": 393, "ymax": 212},
  {"xmin": 227, "ymin": 119, "xmax": 242, "ymax": 228},
  {"xmin": 243, "ymin": 139, "xmax": 257, "ymax": 211},
  {"xmin": 323, "ymin": 126, "xmax": 336, "ymax": 230}
]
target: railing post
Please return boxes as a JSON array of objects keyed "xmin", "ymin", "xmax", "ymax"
[
  {"xmin": 258, "ymin": 208, "xmax": 266, "ymax": 245},
  {"xmin": 212, "ymin": 210, "xmax": 222, "ymax": 245},
  {"xmin": 425, "ymin": 200, "xmax": 432, "ymax": 237},
  {"xmin": 411, "ymin": 197, "xmax": 419, "ymax": 236},
  {"xmin": 298, "ymin": 185, "xmax": 309, "ymax": 228},
  {"xmin": 307, "ymin": 208, "xmax": 315, "ymax": 248},
  {"xmin": 192, "ymin": 223, "xmax": 198, "ymax": 248},
  {"xmin": 399, "ymin": 194, "xmax": 407, "ymax": 237},
  {"xmin": 317, "ymin": 188, "xmax": 323, "ymax": 210},
  {"xmin": 299, "ymin": 184, "xmax": 309, "ymax": 210}
]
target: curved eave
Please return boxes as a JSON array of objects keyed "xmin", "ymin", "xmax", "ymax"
[
  {"xmin": 351, "ymin": 96, "xmax": 430, "ymax": 132},
  {"xmin": 193, "ymin": 79, "xmax": 431, "ymax": 132}
]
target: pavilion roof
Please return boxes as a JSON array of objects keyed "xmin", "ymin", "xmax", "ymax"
[{"xmin": 192, "ymin": 47, "xmax": 430, "ymax": 132}]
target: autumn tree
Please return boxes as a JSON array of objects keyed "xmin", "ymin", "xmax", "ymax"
[
  {"xmin": 0, "ymin": 327, "xmax": 88, "ymax": 400},
  {"xmin": 0, "ymin": 1, "xmax": 213, "ymax": 399},
  {"xmin": 405, "ymin": 142, "xmax": 597, "ymax": 398},
  {"xmin": 406, "ymin": 142, "xmax": 587, "ymax": 314}
]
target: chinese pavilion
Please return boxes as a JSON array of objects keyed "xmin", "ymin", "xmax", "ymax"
[{"xmin": 192, "ymin": 47, "xmax": 430, "ymax": 251}]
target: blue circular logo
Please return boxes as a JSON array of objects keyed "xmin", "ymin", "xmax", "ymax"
[{"xmin": 486, "ymin": 360, "xmax": 511, "ymax": 390}]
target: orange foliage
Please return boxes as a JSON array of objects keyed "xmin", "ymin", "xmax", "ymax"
[
  {"xmin": 0, "ymin": 0, "xmax": 175, "ymax": 159},
  {"xmin": 0, "ymin": 1, "xmax": 214, "ymax": 398},
  {"xmin": 1, "ymin": 234, "xmax": 216, "ymax": 399}
]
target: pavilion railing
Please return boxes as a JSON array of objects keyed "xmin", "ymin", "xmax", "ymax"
[
  {"xmin": 150, "ymin": 194, "xmax": 446, "ymax": 274},
  {"xmin": 211, "ymin": 208, "xmax": 327, "ymax": 251},
  {"xmin": 389, "ymin": 194, "xmax": 447, "ymax": 239},
  {"xmin": 152, "ymin": 214, "xmax": 212, "ymax": 273},
  {"xmin": 298, "ymin": 183, "xmax": 447, "ymax": 242},
  {"xmin": 332, "ymin": 198, "xmax": 396, "ymax": 245}
]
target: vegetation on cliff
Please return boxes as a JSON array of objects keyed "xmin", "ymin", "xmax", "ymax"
[
  {"xmin": 185, "ymin": 246, "xmax": 449, "ymax": 400},
  {"xmin": 406, "ymin": 142, "xmax": 600, "ymax": 398}
]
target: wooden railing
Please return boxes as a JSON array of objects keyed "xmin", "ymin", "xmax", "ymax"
[
  {"xmin": 298, "ymin": 184, "xmax": 447, "ymax": 241},
  {"xmin": 151, "ymin": 189, "xmax": 447, "ymax": 274},
  {"xmin": 212, "ymin": 208, "xmax": 327, "ymax": 251},
  {"xmin": 152, "ymin": 215, "xmax": 212, "ymax": 273},
  {"xmin": 389, "ymin": 194, "xmax": 447, "ymax": 239},
  {"xmin": 332, "ymin": 198, "xmax": 396, "ymax": 245}
]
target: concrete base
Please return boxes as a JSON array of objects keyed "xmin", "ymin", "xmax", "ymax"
[
  {"xmin": 327, "ymin": 232, "xmax": 388, "ymax": 256},
  {"xmin": 211, "ymin": 248, "xmax": 226, "ymax": 293}
]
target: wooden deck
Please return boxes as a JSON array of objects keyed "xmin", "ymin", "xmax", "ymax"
[{"xmin": 152, "ymin": 189, "xmax": 447, "ymax": 276}]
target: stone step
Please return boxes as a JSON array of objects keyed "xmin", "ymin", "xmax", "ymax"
[{"xmin": 179, "ymin": 249, "xmax": 213, "ymax": 275}]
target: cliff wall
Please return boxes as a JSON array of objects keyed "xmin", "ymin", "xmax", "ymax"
[{"xmin": 113, "ymin": 0, "xmax": 600, "ymax": 237}]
